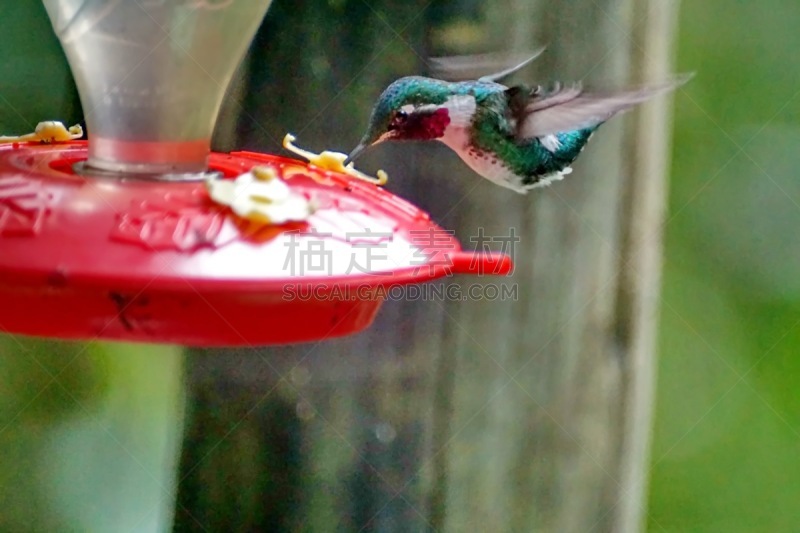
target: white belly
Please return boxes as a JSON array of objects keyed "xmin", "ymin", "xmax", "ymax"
[
  {"xmin": 440, "ymin": 127, "xmax": 574, "ymax": 194},
  {"xmin": 439, "ymin": 126, "xmax": 525, "ymax": 192}
]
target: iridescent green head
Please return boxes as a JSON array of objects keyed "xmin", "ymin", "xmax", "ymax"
[{"xmin": 346, "ymin": 76, "xmax": 454, "ymax": 164}]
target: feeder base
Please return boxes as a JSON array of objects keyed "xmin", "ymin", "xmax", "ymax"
[{"xmin": 0, "ymin": 142, "xmax": 512, "ymax": 346}]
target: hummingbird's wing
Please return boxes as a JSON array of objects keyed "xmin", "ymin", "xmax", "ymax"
[
  {"xmin": 515, "ymin": 74, "xmax": 692, "ymax": 139},
  {"xmin": 427, "ymin": 47, "xmax": 546, "ymax": 82}
]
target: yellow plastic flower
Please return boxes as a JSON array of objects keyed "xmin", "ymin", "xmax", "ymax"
[
  {"xmin": 0, "ymin": 121, "xmax": 83, "ymax": 143},
  {"xmin": 283, "ymin": 133, "xmax": 387, "ymax": 186},
  {"xmin": 206, "ymin": 166, "xmax": 315, "ymax": 225}
]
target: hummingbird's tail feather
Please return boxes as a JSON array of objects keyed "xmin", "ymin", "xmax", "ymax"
[
  {"xmin": 517, "ymin": 73, "xmax": 693, "ymax": 139},
  {"xmin": 427, "ymin": 47, "xmax": 546, "ymax": 83}
]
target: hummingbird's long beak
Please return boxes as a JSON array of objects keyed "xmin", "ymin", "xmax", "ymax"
[{"xmin": 344, "ymin": 142, "xmax": 367, "ymax": 166}]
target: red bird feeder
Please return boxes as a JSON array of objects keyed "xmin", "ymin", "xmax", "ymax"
[{"xmin": 0, "ymin": 1, "xmax": 512, "ymax": 347}]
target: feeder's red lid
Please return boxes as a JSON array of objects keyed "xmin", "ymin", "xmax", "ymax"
[{"xmin": 0, "ymin": 142, "xmax": 512, "ymax": 346}]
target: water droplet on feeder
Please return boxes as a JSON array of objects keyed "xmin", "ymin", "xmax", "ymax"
[
  {"xmin": 375, "ymin": 422, "xmax": 397, "ymax": 444},
  {"xmin": 296, "ymin": 400, "xmax": 315, "ymax": 421},
  {"xmin": 291, "ymin": 366, "xmax": 311, "ymax": 386}
]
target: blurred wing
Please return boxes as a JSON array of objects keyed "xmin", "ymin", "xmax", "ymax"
[
  {"xmin": 518, "ymin": 74, "xmax": 692, "ymax": 139},
  {"xmin": 428, "ymin": 47, "xmax": 546, "ymax": 82}
]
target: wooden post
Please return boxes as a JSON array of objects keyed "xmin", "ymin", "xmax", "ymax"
[
  {"xmin": 615, "ymin": 2, "xmax": 681, "ymax": 531},
  {"xmin": 180, "ymin": 1, "xmax": 680, "ymax": 530}
]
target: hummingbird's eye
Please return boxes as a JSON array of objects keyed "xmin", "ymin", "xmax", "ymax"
[{"xmin": 388, "ymin": 110, "xmax": 409, "ymax": 130}]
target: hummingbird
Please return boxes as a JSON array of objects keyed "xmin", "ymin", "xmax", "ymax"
[{"xmin": 345, "ymin": 51, "xmax": 690, "ymax": 194}]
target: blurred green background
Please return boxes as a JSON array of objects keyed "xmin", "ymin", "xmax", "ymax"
[
  {"xmin": 648, "ymin": 1, "xmax": 800, "ymax": 531},
  {"xmin": 1, "ymin": 0, "xmax": 799, "ymax": 531}
]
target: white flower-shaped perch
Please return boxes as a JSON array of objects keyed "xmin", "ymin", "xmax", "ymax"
[
  {"xmin": 283, "ymin": 133, "xmax": 387, "ymax": 186},
  {"xmin": 206, "ymin": 166, "xmax": 314, "ymax": 225},
  {"xmin": 0, "ymin": 121, "xmax": 83, "ymax": 143}
]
